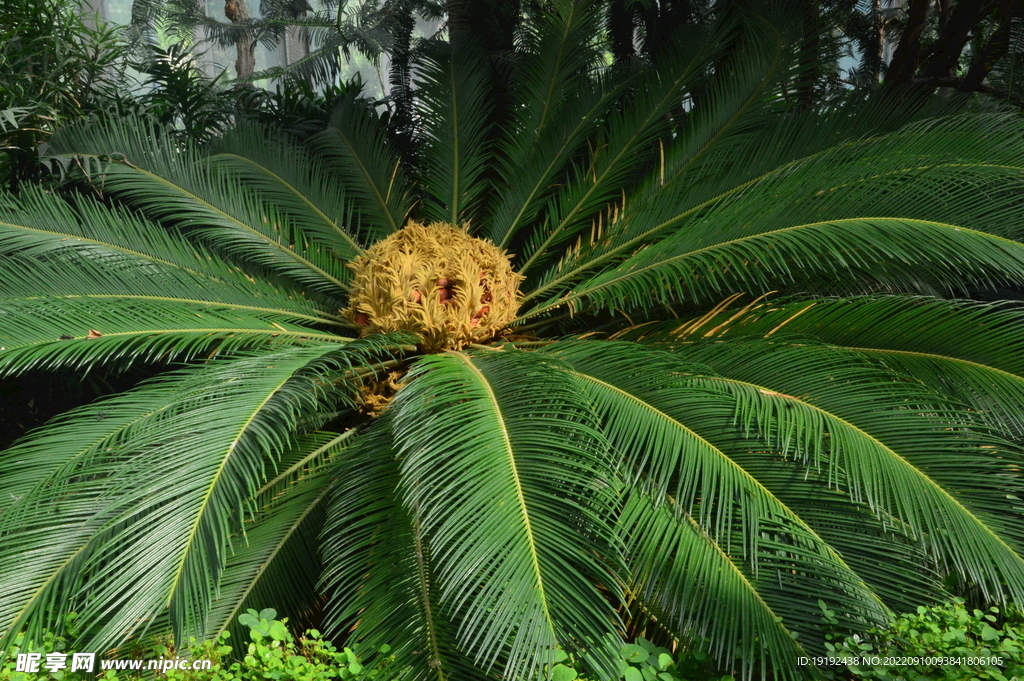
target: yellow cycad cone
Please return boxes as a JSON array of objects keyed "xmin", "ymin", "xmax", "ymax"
[{"xmin": 345, "ymin": 221, "xmax": 524, "ymax": 351}]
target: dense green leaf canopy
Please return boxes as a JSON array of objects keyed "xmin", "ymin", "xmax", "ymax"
[{"xmin": 4, "ymin": 1, "xmax": 1024, "ymax": 679}]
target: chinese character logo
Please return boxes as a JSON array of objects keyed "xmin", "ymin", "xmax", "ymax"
[{"xmin": 15, "ymin": 653, "xmax": 41, "ymax": 673}]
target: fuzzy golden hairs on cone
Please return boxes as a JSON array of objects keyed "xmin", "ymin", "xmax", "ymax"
[{"xmin": 345, "ymin": 221, "xmax": 524, "ymax": 351}]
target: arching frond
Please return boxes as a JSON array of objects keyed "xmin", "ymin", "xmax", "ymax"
[
  {"xmin": 667, "ymin": 295, "xmax": 1024, "ymax": 438},
  {"xmin": 665, "ymin": 338, "xmax": 1024, "ymax": 602},
  {"xmin": 484, "ymin": 0, "xmax": 610, "ymax": 247},
  {"xmin": 45, "ymin": 118, "xmax": 351, "ymax": 298},
  {"xmin": 206, "ymin": 458, "xmax": 333, "ymax": 641},
  {"xmin": 0, "ymin": 290, "xmax": 340, "ymax": 376},
  {"xmin": 414, "ymin": 40, "xmax": 493, "ymax": 227},
  {"xmin": 621, "ymin": 490, "xmax": 817, "ymax": 681},
  {"xmin": 524, "ymin": 217, "xmax": 1024, "ymax": 321},
  {"xmin": 211, "ymin": 125, "xmax": 367, "ymax": 258},
  {"xmin": 321, "ymin": 418, "xmax": 472, "ymax": 681},
  {"xmin": 542, "ymin": 341, "xmax": 889, "ymax": 669},
  {"xmin": 0, "ymin": 342, "xmax": 396, "ymax": 650},
  {"xmin": 730, "ymin": 456, "xmax": 948, "ymax": 615},
  {"xmin": 306, "ymin": 93, "xmax": 411, "ymax": 237},
  {"xmin": 521, "ymin": 114, "xmax": 1024, "ymax": 318},
  {"xmin": 391, "ymin": 350, "xmax": 624, "ymax": 680},
  {"xmin": 513, "ymin": 15, "xmax": 782, "ymax": 277},
  {"xmin": 0, "ymin": 187, "xmax": 332, "ymax": 316}
]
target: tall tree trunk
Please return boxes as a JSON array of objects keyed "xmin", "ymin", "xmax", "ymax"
[
  {"xmin": 887, "ymin": 0, "xmax": 930, "ymax": 82},
  {"xmin": 640, "ymin": 0, "xmax": 693, "ymax": 65},
  {"xmin": 797, "ymin": 0, "xmax": 820, "ymax": 108},
  {"xmin": 609, "ymin": 0, "xmax": 634, "ymax": 64},
  {"xmin": 446, "ymin": 0, "xmax": 518, "ymax": 51},
  {"xmin": 389, "ymin": 4, "xmax": 415, "ymax": 159},
  {"xmin": 922, "ymin": 0, "xmax": 993, "ymax": 80},
  {"xmin": 224, "ymin": 0, "xmax": 254, "ymax": 80},
  {"xmin": 873, "ymin": 0, "xmax": 884, "ymax": 83},
  {"xmin": 959, "ymin": 0, "xmax": 1021, "ymax": 91},
  {"xmin": 446, "ymin": 0, "xmax": 474, "ymax": 47}
]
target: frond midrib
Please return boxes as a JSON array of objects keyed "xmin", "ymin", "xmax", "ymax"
[
  {"xmin": 632, "ymin": 492, "xmax": 816, "ymax": 662},
  {"xmin": 411, "ymin": 505, "xmax": 448, "ymax": 681},
  {"xmin": 11, "ymin": 293, "xmax": 346, "ymax": 328},
  {"xmin": 321, "ymin": 128, "xmax": 399, "ymax": 233},
  {"xmin": 0, "ymin": 220, "xmax": 221, "ymax": 284},
  {"xmin": 211, "ymin": 485, "xmax": 331, "ymax": 638},
  {"xmin": 255, "ymin": 431, "xmax": 356, "ymax": 500},
  {"xmin": 210, "ymin": 152, "xmax": 365, "ymax": 256},
  {"xmin": 520, "ymin": 217, "xmax": 1024, "ymax": 320},
  {"xmin": 520, "ymin": 153, "xmax": 1024, "ymax": 308},
  {"xmin": 566, "ymin": 367, "xmax": 887, "ymax": 615},
  {"xmin": 452, "ymin": 352, "xmax": 558, "ymax": 637},
  {"xmin": 515, "ymin": 35, "xmax": 720, "ymax": 276},
  {"xmin": 702, "ymin": 373, "xmax": 1024, "ymax": 568},
  {"xmin": 4, "ymin": 327, "xmax": 345, "ymax": 348},
  {"xmin": 843, "ymin": 346, "xmax": 1024, "ymax": 387},
  {"xmin": 82, "ymin": 158, "xmax": 349, "ymax": 291},
  {"xmin": 165, "ymin": 366, "xmax": 308, "ymax": 608}
]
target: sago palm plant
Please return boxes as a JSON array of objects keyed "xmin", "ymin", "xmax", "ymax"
[{"xmin": 4, "ymin": 2, "xmax": 1024, "ymax": 679}]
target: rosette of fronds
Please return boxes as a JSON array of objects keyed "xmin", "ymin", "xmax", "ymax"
[{"xmin": 5, "ymin": 2, "xmax": 1024, "ymax": 680}]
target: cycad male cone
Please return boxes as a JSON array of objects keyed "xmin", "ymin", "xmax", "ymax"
[{"xmin": 345, "ymin": 221, "xmax": 524, "ymax": 351}]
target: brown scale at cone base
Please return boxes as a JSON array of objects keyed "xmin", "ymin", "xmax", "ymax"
[{"xmin": 344, "ymin": 221, "xmax": 524, "ymax": 352}]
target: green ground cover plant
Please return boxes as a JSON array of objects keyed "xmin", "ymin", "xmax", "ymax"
[
  {"xmin": 1, "ymin": 610, "xmax": 392, "ymax": 681},
  {"xmin": 823, "ymin": 599, "xmax": 1024, "ymax": 681}
]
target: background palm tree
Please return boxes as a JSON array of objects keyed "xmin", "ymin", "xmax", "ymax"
[{"xmin": 4, "ymin": 1, "xmax": 1024, "ymax": 679}]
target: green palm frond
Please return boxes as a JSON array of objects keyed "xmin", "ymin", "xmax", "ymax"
[
  {"xmin": 0, "ymin": 242, "xmax": 344, "ymax": 376},
  {"xmin": 646, "ymin": 88, "xmax": 965, "ymax": 219},
  {"xmin": 0, "ymin": 250, "xmax": 338, "ymax": 326},
  {"xmin": 487, "ymin": 85, "xmax": 619, "ymax": 251},
  {"xmin": 321, "ymin": 418, "xmax": 471, "ymax": 681},
  {"xmin": 391, "ymin": 350, "xmax": 623, "ymax": 680},
  {"xmin": 414, "ymin": 40, "xmax": 494, "ymax": 227},
  {"xmin": 211, "ymin": 125, "xmax": 367, "ymax": 259},
  {"xmin": 506, "ymin": 70, "xmax": 949, "ymax": 281},
  {"xmin": 9, "ymin": 2, "xmax": 1024, "ymax": 678},
  {"xmin": 542, "ymin": 342, "xmax": 889, "ymax": 663},
  {"xmin": 506, "ymin": 0, "xmax": 604, "ymax": 147},
  {"xmin": 0, "ymin": 342, "xmax": 391, "ymax": 649},
  {"xmin": 306, "ymin": 92, "xmax": 411, "ymax": 237},
  {"xmin": 512, "ymin": 15, "xmax": 781, "ymax": 277},
  {"xmin": 526, "ymin": 216, "xmax": 1024, "ymax": 322},
  {"xmin": 206, "ymin": 425, "xmax": 375, "ymax": 643},
  {"xmin": 621, "ymin": 490, "xmax": 818, "ymax": 681},
  {"xmin": 521, "ymin": 114, "xmax": 1024, "ymax": 318},
  {"xmin": 45, "ymin": 119, "xmax": 351, "ymax": 298},
  {"xmin": 732, "ymin": 458, "xmax": 948, "ymax": 615},
  {"xmin": 666, "ymin": 339, "xmax": 1024, "ymax": 602},
  {"xmin": 0, "ymin": 187, "xmax": 331, "ymax": 314},
  {"xmin": 667, "ymin": 295, "xmax": 1024, "ymax": 437},
  {"xmin": 206, "ymin": 454, "xmax": 334, "ymax": 641},
  {"xmin": 483, "ymin": 0, "xmax": 609, "ymax": 247},
  {"xmin": 0, "ymin": 290, "xmax": 338, "ymax": 376}
]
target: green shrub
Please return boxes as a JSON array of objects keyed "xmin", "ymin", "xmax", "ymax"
[
  {"xmin": 550, "ymin": 636, "xmax": 734, "ymax": 681},
  {"xmin": 822, "ymin": 598, "xmax": 1024, "ymax": 681},
  {"xmin": 0, "ymin": 0, "xmax": 127, "ymax": 190},
  {"xmin": 164, "ymin": 609, "xmax": 394, "ymax": 681},
  {"xmin": 1, "ymin": 612, "xmax": 119, "ymax": 681},
  {"xmin": 2, "ymin": 610, "xmax": 393, "ymax": 681}
]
